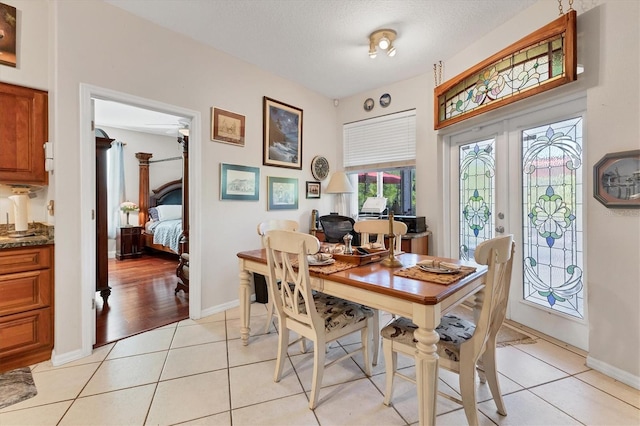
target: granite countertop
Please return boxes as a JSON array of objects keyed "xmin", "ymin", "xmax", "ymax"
[{"xmin": 0, "ymin": 223, "xmax": 54, "ymax": 249}]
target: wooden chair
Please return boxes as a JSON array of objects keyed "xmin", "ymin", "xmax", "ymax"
[
  {"xmin": 257, "ymin": 220, "xmax": 299, "ymax": 333},
  {"xmin": 354, "ymin": 219, "xmax": 408, "ymax": 253},
  {"xmin": 353, "ymin": 219, "xmax": 408, "ymax": 363},
  {"xmin": 264, "ymin": 229, "xmax": 374, "ymax": 409},
  {"xmin": 380, "ymin": 234, "xmax": 515, "ymax": 426}
]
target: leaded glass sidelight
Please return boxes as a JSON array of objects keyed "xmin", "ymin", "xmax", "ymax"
[
  {"xmin": 459, "ymin": 139, "xmax": 495, "ymax": 260},
  {"xmin": 522, "ymin": 117, "xmax": 584, "ymax": 318}
]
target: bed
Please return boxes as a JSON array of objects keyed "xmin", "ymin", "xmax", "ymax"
[{"xmin": 136, "ymin": 140, "xmax": 189, "ymax": 255}]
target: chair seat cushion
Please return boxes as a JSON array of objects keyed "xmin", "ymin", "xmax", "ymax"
[
  {"xmin": 312, "ymin": 293, "xmax": 374, "ymax": 332},
  {"xmin": 381, "ymin": 314, "xmax": 476, "ymax": 362}
]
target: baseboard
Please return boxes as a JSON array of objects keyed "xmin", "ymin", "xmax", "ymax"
[
  {"xmin": 50, "ymin": 347, "xmax": 91, "ymax": 368},
  {"xmin": 586, "ymin": 355, "xmax": 640, "ymax": 390},
  {"xmin": 199, "ymin": 295, "xmax": 256, "ymax": 319}
]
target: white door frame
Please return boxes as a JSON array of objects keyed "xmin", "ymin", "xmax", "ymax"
[{"xmin": 79, "ymin": 84, "xmax": 202, "ymax": 356}]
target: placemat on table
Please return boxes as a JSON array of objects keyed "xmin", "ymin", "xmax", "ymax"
[
  {"xmin": 290, "ymin": 258, "xmax": 359, "ymax": 275},
  {"xmin": 393, "ymin": 265, "xmax": 477, "ymax": 285}
]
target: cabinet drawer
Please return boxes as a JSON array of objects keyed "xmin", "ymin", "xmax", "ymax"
[
  {"xmin": 0, "ymin": 270, "xmax": 51, "ymax": 316},
  {"xmin": 0, "ymin": 307, "xmax": 52, "ymax": 358},
  {"xmin": 0, "ymin": 246, "xmax": 52, "ymax": 274}
]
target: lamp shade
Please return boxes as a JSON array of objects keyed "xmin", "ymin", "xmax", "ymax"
[{"xmin": 325, "ymin": 172, "xmax": 354, "ymax": 194}]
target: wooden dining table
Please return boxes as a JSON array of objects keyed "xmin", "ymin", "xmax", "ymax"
[{"xmin": 236, "ymin": 249, "xmax": 487, "ymax": 426}]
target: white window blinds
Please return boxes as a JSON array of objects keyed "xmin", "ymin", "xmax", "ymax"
[{"xmin": 343, "ymin": 109, "xmax": 416, "ymax": 171}]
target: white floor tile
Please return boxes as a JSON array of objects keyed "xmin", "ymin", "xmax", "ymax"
[
  {"xmin": 171, "ymin": 320, "xmax": 227, "ymax": 349},
  {"xmin": 107, "ymin": 327, "xmax": 175, "ymax": 359},
  {"xmin": 496, "ymin": 345, "xmax": 569, "ymax": 388},
  {"xmin": 225, "ymin": 303, "xmax": 268, "ymax": 320},
  {"xmin": 32, "ymin": 344, "xmax": 114, "ymax": 373},
  {"xmin": 232, "ymin": 393, "xmax": 319, "ymax": 426},
  {"xmin": 175, "ymin": 411, "xmax": 231, "ymax": 425},
  {"xmin": 290, "ymin": 345, "xmax": 368, "ymax": 392},
  {"xmin": 60, "ymin": 384, "xmax": 155, "ymax": 425},
  {"xmin": 530, "ymin": 376, "xmax": 640, "ymax": 425},
  {"xmin": 576, "ymin": 369, "xmax": 640, "ymax": 408},
  {"xmin": 226, "ymin": 332, "xmax": 279, "ymax": 367},
  {"xmin": 312, "ymin": 377, "xmax": 406, "ymax": 425},
  {"xmin": 179, "ymin": 311, "xmax": 226, "ymax": 327},
  {"xmin": 80, "ymin": 351, "xmax": 166, "ymax": 396},
  {"xmin": 513, "ymin": 339, "xmax": 589, "ymax": 375},
  {"xmin": 479, "ymin": 389, "xmax": 581, "ymax": 425},
  {"xmin": 161, "ymin": 341, "xmax": 228, "ymax": 380},
  {"xmin": 229, "ymin": 358, "xmax": 304, "ymax": 409},
  {"xmin": 0, "ymin": 401, "xmax": 72, "ymax": 425},
  {"xmin": 0, "ymin": 363, "xmax": 99, "ymax": 411},
  {"xmin": 146, "ymin": 370, "xmax": 230, "ymax": 426}
]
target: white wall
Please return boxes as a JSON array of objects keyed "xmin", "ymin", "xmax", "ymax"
[
  {"xmin": 49, "ymin": 0, "xmax": 336, "ymax": 359},
  {"xmin": 337, "ymin": 0, "xmax": 640, "ymax": 386}
]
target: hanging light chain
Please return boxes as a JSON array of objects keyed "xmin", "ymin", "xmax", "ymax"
[
  {"xmin": 434, "ymin": 61, "xmax": 444, "ymax": 87},
  {"xmin": 558, "ymin": 0, "xmax": 574, "ymax": 16}
]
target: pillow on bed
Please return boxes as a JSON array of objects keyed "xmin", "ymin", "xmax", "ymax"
[
  {"xmin": 156, "ymin": 204, "xmax": 182, "ymax": 221},
  {"xmin": 148, "ymin": 207, "xmax": 160, "ymax": 221}
]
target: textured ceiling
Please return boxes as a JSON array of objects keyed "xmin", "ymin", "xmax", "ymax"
[{"xmin": 98, "ymin": 0, "xmax": 537, "ymax": 135}]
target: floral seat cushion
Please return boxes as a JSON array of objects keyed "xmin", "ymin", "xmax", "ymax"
[
  {"xmin": 380, "ymin": 314, "xmax": 476, "ymax": 362},
  {"xmin": 309, "ymin": 293, "xmax": 374, "ymax": 332}
]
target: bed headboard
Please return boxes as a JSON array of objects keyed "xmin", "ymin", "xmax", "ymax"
[{"xmin": 150, "ymin": 179, "xmax": 182, "ymax": 207}]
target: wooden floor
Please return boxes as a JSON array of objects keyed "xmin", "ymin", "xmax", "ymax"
[{"xmin": 95, "ymin": 251, "xmax": 189, "ymax": 347}]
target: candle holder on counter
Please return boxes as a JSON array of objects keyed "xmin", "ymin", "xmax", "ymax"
[{"xmin": 381, "ymin": 211, "xmax": 403, "ymax": 268}]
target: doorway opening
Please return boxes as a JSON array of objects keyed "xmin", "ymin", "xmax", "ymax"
[{"xmin": 79, "ymin": 84, "xmax": 202, "ymax": 355}]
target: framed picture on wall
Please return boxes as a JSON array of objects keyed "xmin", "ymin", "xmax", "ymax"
[
  {"xmin": 220, "ymin": 163, "xmax": 260, "ymax": 201},
  {"xmin": 211, "ymin": 107, "xmax": 245, "ymax": 146},
  {"xmin": 306, "ymin": 181, "xmax": 321, "ymax": 199},
  {"xmin": 593, "ymin": 150, "xmax": 640, "ymax": 208},
  {"xmin": 0, "ymin": 3, "xmax": 17, "ymax": 67},
  {"xmin": 267, "ymin": 176, "xmax": 298, "ymax": 210},
  {"xmin": 263, "ymin": 96, "xmax": 303, "ymax": 170}
]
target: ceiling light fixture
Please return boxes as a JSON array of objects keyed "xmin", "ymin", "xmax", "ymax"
[{"xmin": 368, "ymin": 29, "xmax": 397, "ymax": 59}]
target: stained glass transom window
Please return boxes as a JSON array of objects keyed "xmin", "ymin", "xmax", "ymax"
[
  {"xmin": 458, "ymin": 139, "xmax": 495, "ymax": 261},
  {"xmin": 434, "ymin": 11, "xmax": 576, "ymax": 130},
  {"xmin": 521, "ymin": 117, "xmax": 584, "ymax": 318}
]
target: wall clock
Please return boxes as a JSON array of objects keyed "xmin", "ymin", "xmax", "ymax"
[{"xmin": 311, "ymin": 155, "xmax": 330, "ymax": 181}]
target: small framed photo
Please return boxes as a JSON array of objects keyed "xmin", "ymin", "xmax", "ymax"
[
  {"xmin": 593, "ymin": 150, "xmax": 640, "ymax": 208},
  {"xmin": 267, "ymin": 176, "xmax": 298, "ymax": 210},
  {"xmin": 220, "ymin": 163, "xmax": 259, "ymax": 201},
  {"xmin": 306, "ymin": 181, "xmax": 321, "ymax": 199},
  {"xmin": 263, "ymin": 96, "xmax": 303, "ymax": 170},
  {"xmin": 212, "ymin": 107, "xmax": 246, "ymax": 146}
]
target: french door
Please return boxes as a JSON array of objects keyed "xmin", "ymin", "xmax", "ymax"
[{"xmin": 445, "ymin": 96, "xmax": 588, "ymax": 350}]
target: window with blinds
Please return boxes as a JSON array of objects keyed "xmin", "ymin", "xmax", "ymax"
[{"xmin": 343, "ymin": 110, "xmax": 417, "ymax": 215}]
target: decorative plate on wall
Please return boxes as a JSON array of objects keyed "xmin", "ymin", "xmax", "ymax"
[
  {"xmin": 363, "ymin": 98, "xmax": 374, "ymax": 112},
  {"xmin": 380, "ymin": 93, "xmax": 391, "ymax": 108},
  {"xmin": 311, "ymin": 155, "xmax": 330, "ymax": 181}
]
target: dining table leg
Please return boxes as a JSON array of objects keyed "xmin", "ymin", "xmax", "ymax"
[
  {"xmin": 413, "ymin": 306, "xmax": 441, "ymax": 426},
  {"xmin": 239, "ymin": 265, "xmax": 252, "ymax": 345}
]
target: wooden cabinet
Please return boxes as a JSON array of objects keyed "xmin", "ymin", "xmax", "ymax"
[
  {"xmin": 0, "ymin": 82, "xmax": 48, "ymax": 185},
  {"xmin": 116, "ymin": 226, "xmax": 143, "ymax": 260},
  {"xmin": 0, "ymin": 245, "xmax": 54, "ymax": 373}
]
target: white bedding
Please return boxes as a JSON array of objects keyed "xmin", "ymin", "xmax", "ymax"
[{"xmin": 146, "ymin": 219, "xmax": 182, "ymax": 253}]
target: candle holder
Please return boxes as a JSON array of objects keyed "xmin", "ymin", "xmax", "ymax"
[{"xmin": 381, "ymin": 212, "xmax": 403, "ymax": 268}]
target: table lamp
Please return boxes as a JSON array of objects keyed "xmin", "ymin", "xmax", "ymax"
[{"xmin": 325, "ymin": 171, "xmax": 355, "ymax": 216}]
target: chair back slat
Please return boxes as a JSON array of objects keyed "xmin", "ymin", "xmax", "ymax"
[
  {"xmin": 257, "ymin": 219, "xmax": 299, "ymax": 247},
  {"xmin": 264, "ymin": 230, "xmax": 323, "ymax": 331},
  {"xmin": 466, "ymin": 235, "xmax": 515, "ymax": 358},
  {"xmin": 354, "ymin": 219, "xmax": 408, "ymax": 252}
]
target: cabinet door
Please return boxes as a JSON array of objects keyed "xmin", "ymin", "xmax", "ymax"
[{"xmin": 0, "ymin": 82, "xmax": 48, "ymax": 184}]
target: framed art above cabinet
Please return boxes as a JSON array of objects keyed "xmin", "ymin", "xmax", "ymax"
[{"xmin": 0, "ymin": 82, "xmax": 48, "ymax": 185}]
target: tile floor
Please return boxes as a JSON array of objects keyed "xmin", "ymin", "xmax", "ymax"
[{"xmin": 1, "ymin": 303, "xmax": 639, "ymax": 426}]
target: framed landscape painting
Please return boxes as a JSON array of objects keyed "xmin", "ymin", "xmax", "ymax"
[
  {"xmin": 267, "ymin": 176, "xmax": 298, "ymax": 210},
  {"xmin": 263, "ymin": 96, "xmax": 303, "ymax": 170},
  {"xmin": 220, "ymin": 163, "xmax": 260, "ymax": 201},
  {"xmin": 211, "ymin": 107, "xmax": 245, "ymax": 146},
  {"xmin": 0, "ymin": 3, "xmax": 17, "ymax": 67}
]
